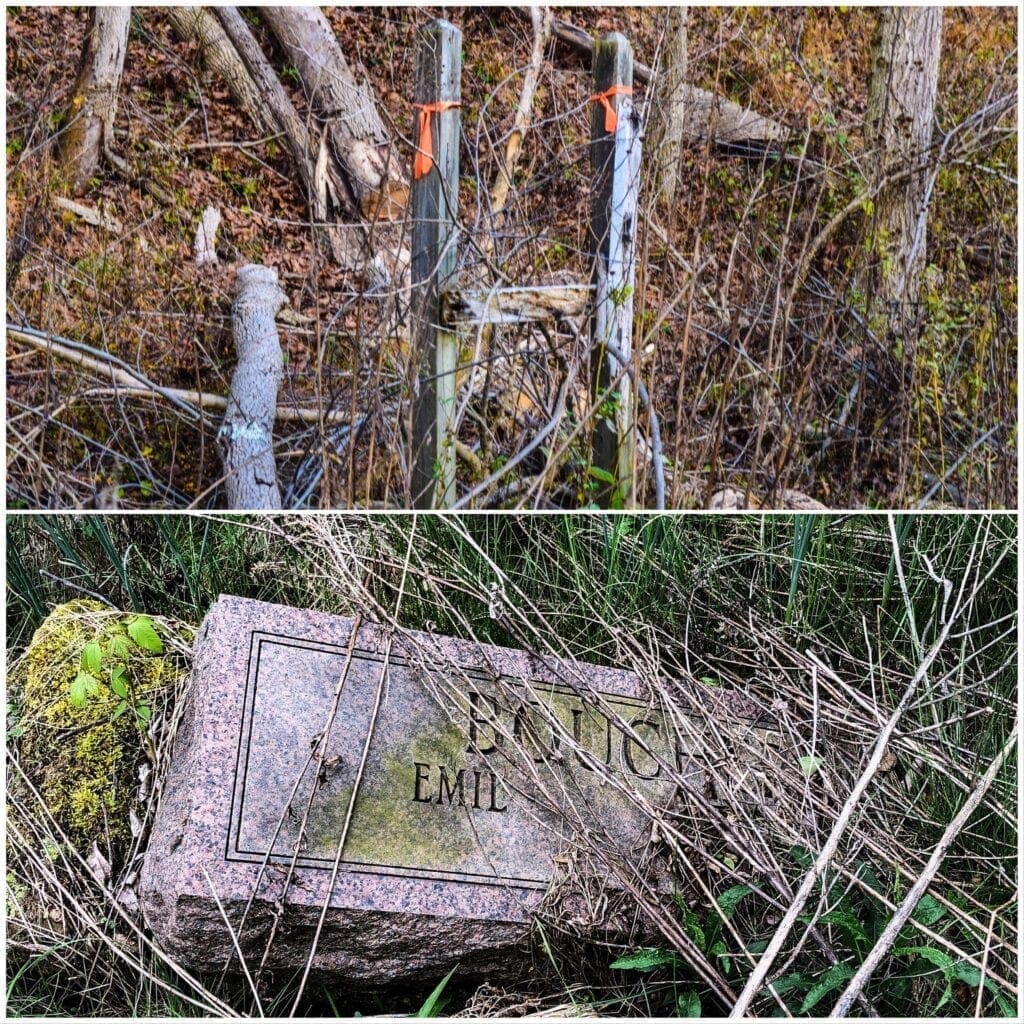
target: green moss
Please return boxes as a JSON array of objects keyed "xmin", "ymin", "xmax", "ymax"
[
  {"xmin": 410, "ymin": 717, "xmax": 468, "ymax": 770},
  {"xmin": 16, "ymin": 600, "xmax": 191, "ymax": 852},
  {"xmin": 307, "ymin": 718, "xmax": 476, "ymax": 869}
]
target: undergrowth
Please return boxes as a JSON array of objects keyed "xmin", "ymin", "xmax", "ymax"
[
  {"xmin": 5, "ymin": 7, "xmax": 1017, "ymax": 508},
  {"xmin": 4, "ymin": 513, "xmax": 1017, "ymax": 1017}
]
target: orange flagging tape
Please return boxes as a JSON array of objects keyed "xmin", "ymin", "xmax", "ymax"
[
  {"xmin": 412, "ymin": 101, "xmax": 461, "ymax": 179},
  {"xmin": 590, "ymin": 84, "xmax": 633, "ymax": 133}
]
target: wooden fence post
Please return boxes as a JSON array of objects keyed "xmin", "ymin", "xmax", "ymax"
[
  {"xmin": 410, "ymin": 19, "xmax": 461, "ymax": 508},
  {"xmin": 589, "ymin": 32, "xmax": 641, "ymax": 507}
]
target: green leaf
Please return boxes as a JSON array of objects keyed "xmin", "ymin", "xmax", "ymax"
[
  {"xmin": 135, "ymin": 704, "xmax": 152, "ymax": 725},
  {"xmin": 111, "ymin": 701, "xmax": 128, "ymax": 721},
  {"xmin": 587, "ymin": 465, "xmax": 617, "ymax": 486},
  {"xmin": 798, "ymin": 755, "xmax": 823, "ymax": 777},
  {"xmin": 853, "ymin": 860, "xmax": 886, "ymax": 905},
  {"xmin": 676, "ymin": 991, "xmax": 701, "ymax": 1017},
  {"xmin": 767, "ymin": 972, "xmax": 809, "ymax": 997},
  {"xmin": 684, "ymin": 911, "xmax": 706, "ymax": 953},
  {"xmin": 81, "ymin": 642, "xmax": 102, "ymax": 674},
  {"xmin": 611, "ymin": 948, "xmax": 681, "ymax": 972},
  {"xmin": 893, "ymin": 946, "xmax": 954, "ymax": 972},
  {"xmin": 798, "ymin": 963, "xmax": 854, "ymax": 1013},
  {"xmin": 952, "ymin": 963, "xmax": 981, "ymax": 986},
  {"xmin": 910, "ymin": 894, "xmax": 945, "ymax": 927},
  {"xmin": 109, "ymin": 666, "xmax": 129, "ymax": 700},
  {"xmin": 952, "ymin": 960, "xmax": 1005, "ymax": 1004},
  {"xmin": 127, "ymin": 616, "xmax": 163, "ymax": 653},
  {"xmin": 70, "ymin": 672, "xmax": 99, "ymax": 708},
  {"xmin": 70, "ymin": 677, "xmax": 85, "ymax": 706},
  {"xmin": 415, "ymin": 965, "xmax": 457, "ymax": 1017},
  {"xmin": 894, "ymin": 946, "xmax": 957, "ymax": 1013},
  {"xmin": 709, "ymin": 940, "xmax": 729, "ymax": 974},
  {"xmin": 110, "ymin": 634, "xmax": 131, "ymax": 660},
  {"xmin": 716, "ymin": 884, "xmax": 754, "ymax": 919},
  {"xmin": 933, "ymin": 978, "xmax": 955, "ymax": 1013},
  {"xmin": 814, "ymin": 906, "xmax": 869, "ymax": 946},
  {"xmin": 994, "ymin": 993, "xmax": 1017, "ymax": 1017},
  {"xmin": 700, "ymin": 676, "xmax": 720, "ymax": 687},
  {"xmin": 789, "ymin": 845, "xmax": 813, "ymax": 869}
]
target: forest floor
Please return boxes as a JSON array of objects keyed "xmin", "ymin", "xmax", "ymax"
[{"xmin": 5, "ymin": 6, "xmax": 1018, "ymax": 509}]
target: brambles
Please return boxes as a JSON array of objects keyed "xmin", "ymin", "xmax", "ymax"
[{"xmin": 5, "ymin": 7, "xmax": 1015, "ymax": 508}]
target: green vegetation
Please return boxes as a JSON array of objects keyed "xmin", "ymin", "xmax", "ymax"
[
  {"xmin": 12, "ymin": 600, "xmax": 188, "ymax": 849},
  {"xmin": 5, "ymin": 513, "xmax": 1017, "ymax": 1017}
]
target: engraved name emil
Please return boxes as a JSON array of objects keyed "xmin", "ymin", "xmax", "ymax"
[{"xmin": 411, "ymin": 688, "xmax": 669, "ymax": 813}]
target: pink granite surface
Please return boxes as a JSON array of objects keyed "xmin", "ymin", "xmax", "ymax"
[{"xmin": 139, "ymin": 595, "xmax": 764, "ymax": 981}]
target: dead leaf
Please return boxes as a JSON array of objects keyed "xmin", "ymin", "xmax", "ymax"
[{"xmin": 86, "ymin": 841, "xmax": 111, "ymax": 886}]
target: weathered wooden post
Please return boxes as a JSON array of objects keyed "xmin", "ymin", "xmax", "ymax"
[
  {"xmin": 410, "ymin": 19, "xmax": 461, "ymax": 508},
  {"xmin": 589, "ymin": 32, "xmax": 641, "ymax": 507}
]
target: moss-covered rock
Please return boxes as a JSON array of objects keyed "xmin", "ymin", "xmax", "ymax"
[{"xmin": 13, "ymin": 600, "xmax": 192, "ymax": 853}]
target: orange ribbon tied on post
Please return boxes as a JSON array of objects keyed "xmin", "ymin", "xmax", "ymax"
[
  {"xmin": 590, "ymin": 84, "xmax": 633, "ymax": 134},
  {"xmin": 413, "ymin": 101, "xmax": 460, "ymax": 180}
]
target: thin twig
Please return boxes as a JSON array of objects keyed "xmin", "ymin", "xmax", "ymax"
[
  {"xmin": 289, "ymin": 519, "xmax": 419, "ymax": 1014},
  {"xmin": 9, "ymin": 325, "xmax": 357, "ymax": 426},
  {"xmin": 201, "ymin": 865, "xmax": 264, "ymax": 1017},
  {"xmin": 728, "ymin": 515, "xmax": 989, "ymax": 1017},
  {"xmin": 830, "ymin": 722, "xmax": 1018, "ymax": 1017}
]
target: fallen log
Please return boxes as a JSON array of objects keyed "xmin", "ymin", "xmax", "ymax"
[
  {"xmin": 260, "ymin": 6, "xmax": 408, "ymax": 222},
  {"xmin": 212, "ymin": 7, "xmax": 332, "ymax": 224},
  {"xmin": 217, "ymin": 264, "xmax": 287, "ymax": 509},
  {"xmin": 165, "ymin": 7, "xmax": 277, "ymax": 138},
  {"xmin": 442, "ymin": 284, "xmax": 592, "ymax": 325}
]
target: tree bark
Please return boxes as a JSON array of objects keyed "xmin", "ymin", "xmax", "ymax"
[
  {"xmin": 59, "ymin": 7, "xmax": 131, "ymax": 194},
  {"xmin": 165, "ymin": 7, "xmax": 277, "ymax": 138},
  {"xmin": 174, "ymin": 8, "xmax": 398, "ymax": 273},
  {"xmin": 213, "ymin": 6, "xmax": 331, "ymax": 224},
  {"xmin": 864, "ymin": 7, "xmax": 943, "ymax": 328},
  {"xmin": 218, "ymin": 264, "xmax": 288, "ymax": 509},
  {"xmin": 260, "ymin": 6, "xmax": 409, "ymax": 222},
  {"xmin": 650, "ymin": 6, "xmax": 688, "ymax": 205}
]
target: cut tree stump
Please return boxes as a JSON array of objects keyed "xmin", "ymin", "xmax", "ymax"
[{"xmin": 217, "ymin": 264, "xmax": 288, "ymax": 510}]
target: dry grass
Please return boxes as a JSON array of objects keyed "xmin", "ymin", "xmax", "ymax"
[{"xmin": 6, "ymin": 513, "xmax": 1017, "ymax": 1016}]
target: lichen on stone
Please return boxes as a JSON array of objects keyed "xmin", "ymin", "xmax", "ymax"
[
  {"xmin": 12, "ymin": 600, "xmax": 192, "ymax": 854},
  {"xmin": 305, "ymin": 719, "xmax": 477, "ymax": 869}
]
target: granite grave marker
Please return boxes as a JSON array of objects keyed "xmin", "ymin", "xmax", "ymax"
[{"xmin": 140, "ymin": 595, "xmax": 776, "ymax": 982}]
